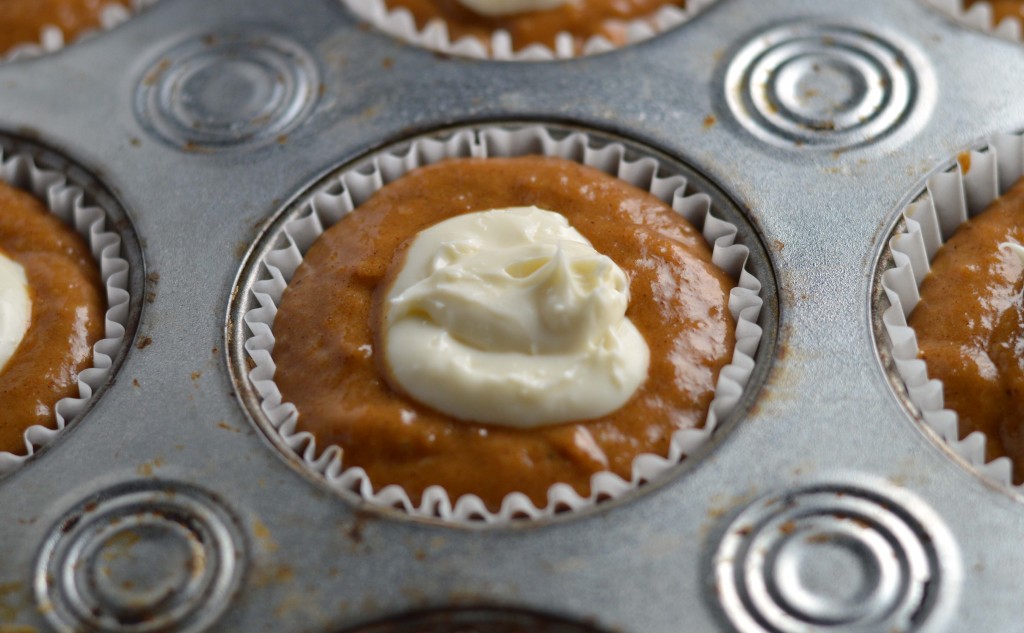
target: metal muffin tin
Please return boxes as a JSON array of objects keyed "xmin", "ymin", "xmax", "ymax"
[{"xmin": 1, "ymin": 0, "xmax": 1022, "ymax": 631}]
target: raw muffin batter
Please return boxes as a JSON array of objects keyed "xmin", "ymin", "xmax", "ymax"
[
  {"xmin": 0, "ymin": 181, "xmax": 105, "ymax": 454},
  {"xmin": 0, "ymin": 0, "xmax": 130, "ymax": 54},
  {"xmin": 383, "ymin": 0, "xmax": 686, "ymax": 52},
  {"xmin": 273, "ymin": 156, "xmax": 736, "ymax": 510},
  {"xmin": 910, "ymin": 177, "xmax": 1024, "ymax": 482}
]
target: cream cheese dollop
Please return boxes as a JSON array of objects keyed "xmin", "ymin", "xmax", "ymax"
[
  {"xmin": 457, "ymin": 0, "xmax": 568, "ymax": 17},
  {"xmin": 0, "ymin": 250, "xmax": 32, "ymax": 372},
  {"xmin": 1002, "ymin": 241, "xmax": 1024, "ymax": 266},
  {"xmin": 383, "ymin": 206, "xmax": 650, "ymax": 428}
]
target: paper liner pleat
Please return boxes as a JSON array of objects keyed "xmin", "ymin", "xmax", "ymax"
[
  {"xmin": 880, "ymin": 131, "xmax": 1024, "ymax": 492},
  {"xmin": 341, "ymin": 0, "xmax": 717, "ymax": 60},
  {"xmin": 924, "ymin": 0, "xmax": 1023, "ymax": 41},
  {"xmin": 243, "ymin": 125, "xmax": 764, "ymax": 523},
  {"xmin": 2, "ymin": 0, "xmax": 157, "ymax": 63},
  {"xmin": 0, "ymin": 151, "xmax": 131, "ymax": 473}
]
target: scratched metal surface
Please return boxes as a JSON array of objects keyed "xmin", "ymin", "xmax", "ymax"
[{"xmin": 0, "ymin": 0, "xmax": 1022, "ymax": 631}]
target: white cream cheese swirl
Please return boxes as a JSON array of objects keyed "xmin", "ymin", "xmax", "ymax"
[
  {"xmin": 383, "ymin": 206, "xmax": 649, "ymax": 428},
  {"xmin": 457, "ymin": 0, "xmax": 568, "ymax": 17},
  {"xmin": 0, "ymin": 250, "xmax": 32, "ymax": 372},
  {"xmin": 1002, "ymin": 242, "xmax": 1024, "ymax": 267}
]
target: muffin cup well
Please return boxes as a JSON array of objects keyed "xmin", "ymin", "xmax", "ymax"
[
  {"xmin": 2, "ymin": 0, "xmax": 156, "ymax": 63},
  {"xmin": 242, "ymin": 124, "xmax": 764, "ymax": 523},
  {"xmin": 880, "ymin": 131, "xmax": 1024, "ymax": 492},
  {"xmin": 0, "ymin": 149, "xmax": 131, "ymax": 473},
  {"xmin": 341, "ymin": 0, "xmax": 717, "ymax": 60},
  {"xmin": 924, "ymin": 0, "xmax": 1022, "ymax": 41}
]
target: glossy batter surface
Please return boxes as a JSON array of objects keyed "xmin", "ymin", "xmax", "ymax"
[
  {"xmin": 274, "ymin": 156, "xmax": 736, "ymax": 509},
  {"xmin": 0, "ymin": 0, "xmax": 130, "ymax": 54},
  {"xmin": 383, "ymin": 0, "xmax": 685, "ymax": 52},
  {"xmin": 910, "ymin": 177, "xmax": 1024, "ymax": 482},
  {"xmin": 0, "ymin": 181, "xmax": 104, "ymax": 454}
]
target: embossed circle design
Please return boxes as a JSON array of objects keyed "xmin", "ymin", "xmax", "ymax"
[
  {"xmin": 725, "ymin": 22, "xmax": 925, "ymax": 149},
  {"xmin": 35, "ymin": 482, "xmax": 244, "ymax": 633},
  {"xmin": 136, "ymin": 28, "xmax": 319, "ymax": 151},
  {"xmin": 714, "ymin": 485, "xmax": 959, "ymax": 632}
]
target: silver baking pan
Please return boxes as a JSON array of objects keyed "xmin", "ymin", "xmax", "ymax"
[{"xmin": 1, "ymin": 0, "xmax": 1022, "ymax": 631}]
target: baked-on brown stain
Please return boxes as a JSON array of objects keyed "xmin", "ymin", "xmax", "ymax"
[
  {"xmin": 965, "ymin": 0, "xmax": 1024, "ymax": 22},
  {"xmin": 273, "ymin": 157, "xmax": 736, "ymax": 510},
  {"xmin": 0, "ymin": 0, "xmax": 131, "ymax": 54},
  {"xmin": 958, "ymin": 151, "xmax": 972, "ymax": 175},
  {"xmin": 0, "ymin": 181, "xmax": 104, "ymax": 454},
  {"xmin": 910, "ymin": 177, "xmax": 1024, "ymax": 482},
  {"xmin": 384, "ymin": 0, "xmax": 685, "ymax": 52}
]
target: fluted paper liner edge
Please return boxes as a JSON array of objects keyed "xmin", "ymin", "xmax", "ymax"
[
  {"xmin": 924, "ymin": 0, "xmax": 1022, "ymax": 41},
  {"xmin": 243, "ymin": 124, "xmax": 764, "ymax": 523},
  {"xmin": 1, "ymin": 0, "xmax": 156, "ymax": 64},
  {"xmin": 0, "ymin": 150, "xmax": 131, "ymax": 473},
  {"xmin": 880, "ymin": 131, "xmax": 1024, "ymax": 493},
  {"xmin": 340, "ymin": 0, "xmax": 718, "ymax": 60}
]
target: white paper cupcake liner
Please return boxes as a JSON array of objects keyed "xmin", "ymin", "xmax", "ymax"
[
  {"xmin": 1, "ymin": 0, "xmax": 157, "ymax": 63},
  {"xmin": 243, "ymin": 124, "xmax": 764, "ymax": 523},
  {"xmin": 924, "ymin": 0, "xmax": 1022, "ymax": 42},
  {"xmin": 341, "ymin": 0, "xmax": 718, "ymax": 60},
  {"xmin": 0, "ymin": 149, "xmax": 131, "ymax": 474},
  {"xmin": 880, "ymin": 131, "xmax": 1024, "ymax": 493}
]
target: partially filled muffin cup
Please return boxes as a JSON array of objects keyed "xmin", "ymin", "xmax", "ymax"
[
  {"xmin": 880, "ymin": 131, "xmax": 1024, "ymax": 493},
  {"xmin": 341, "ymin": 0, "xmax": 718, "ymax": 60},
  {"xmin": 242, "ymin": 124, "xmax": 764, "ymax": 523},
  {"xmin": 923, "ymin": 0, "xmax": 1024, "ymax": 41},
  {"xmin": 0, "ymin": 147, "xmax": 131, "ymax": 473},
  {"xmin": 1, "ymin": 0, "xmax": 156, "ymax": 63}
]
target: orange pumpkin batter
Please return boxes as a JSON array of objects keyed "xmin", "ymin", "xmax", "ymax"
[
  {"xmin": 910, "ymin": 177, "xmax": 1024, "ymax": 482},
  {"xmin": 0, "ymin": 0, "xmax": 131, "ymax": 54},
  {"xmin": 0, "ymin": 181, "xmax": 105, "ymax": 454},
  {"xmin": 383, "ymin": 0, "xmax": 686, "ymax": 52},
  {"xmin": 272, "ymin": 156, "xmax": 736, "ymax": 510}
]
